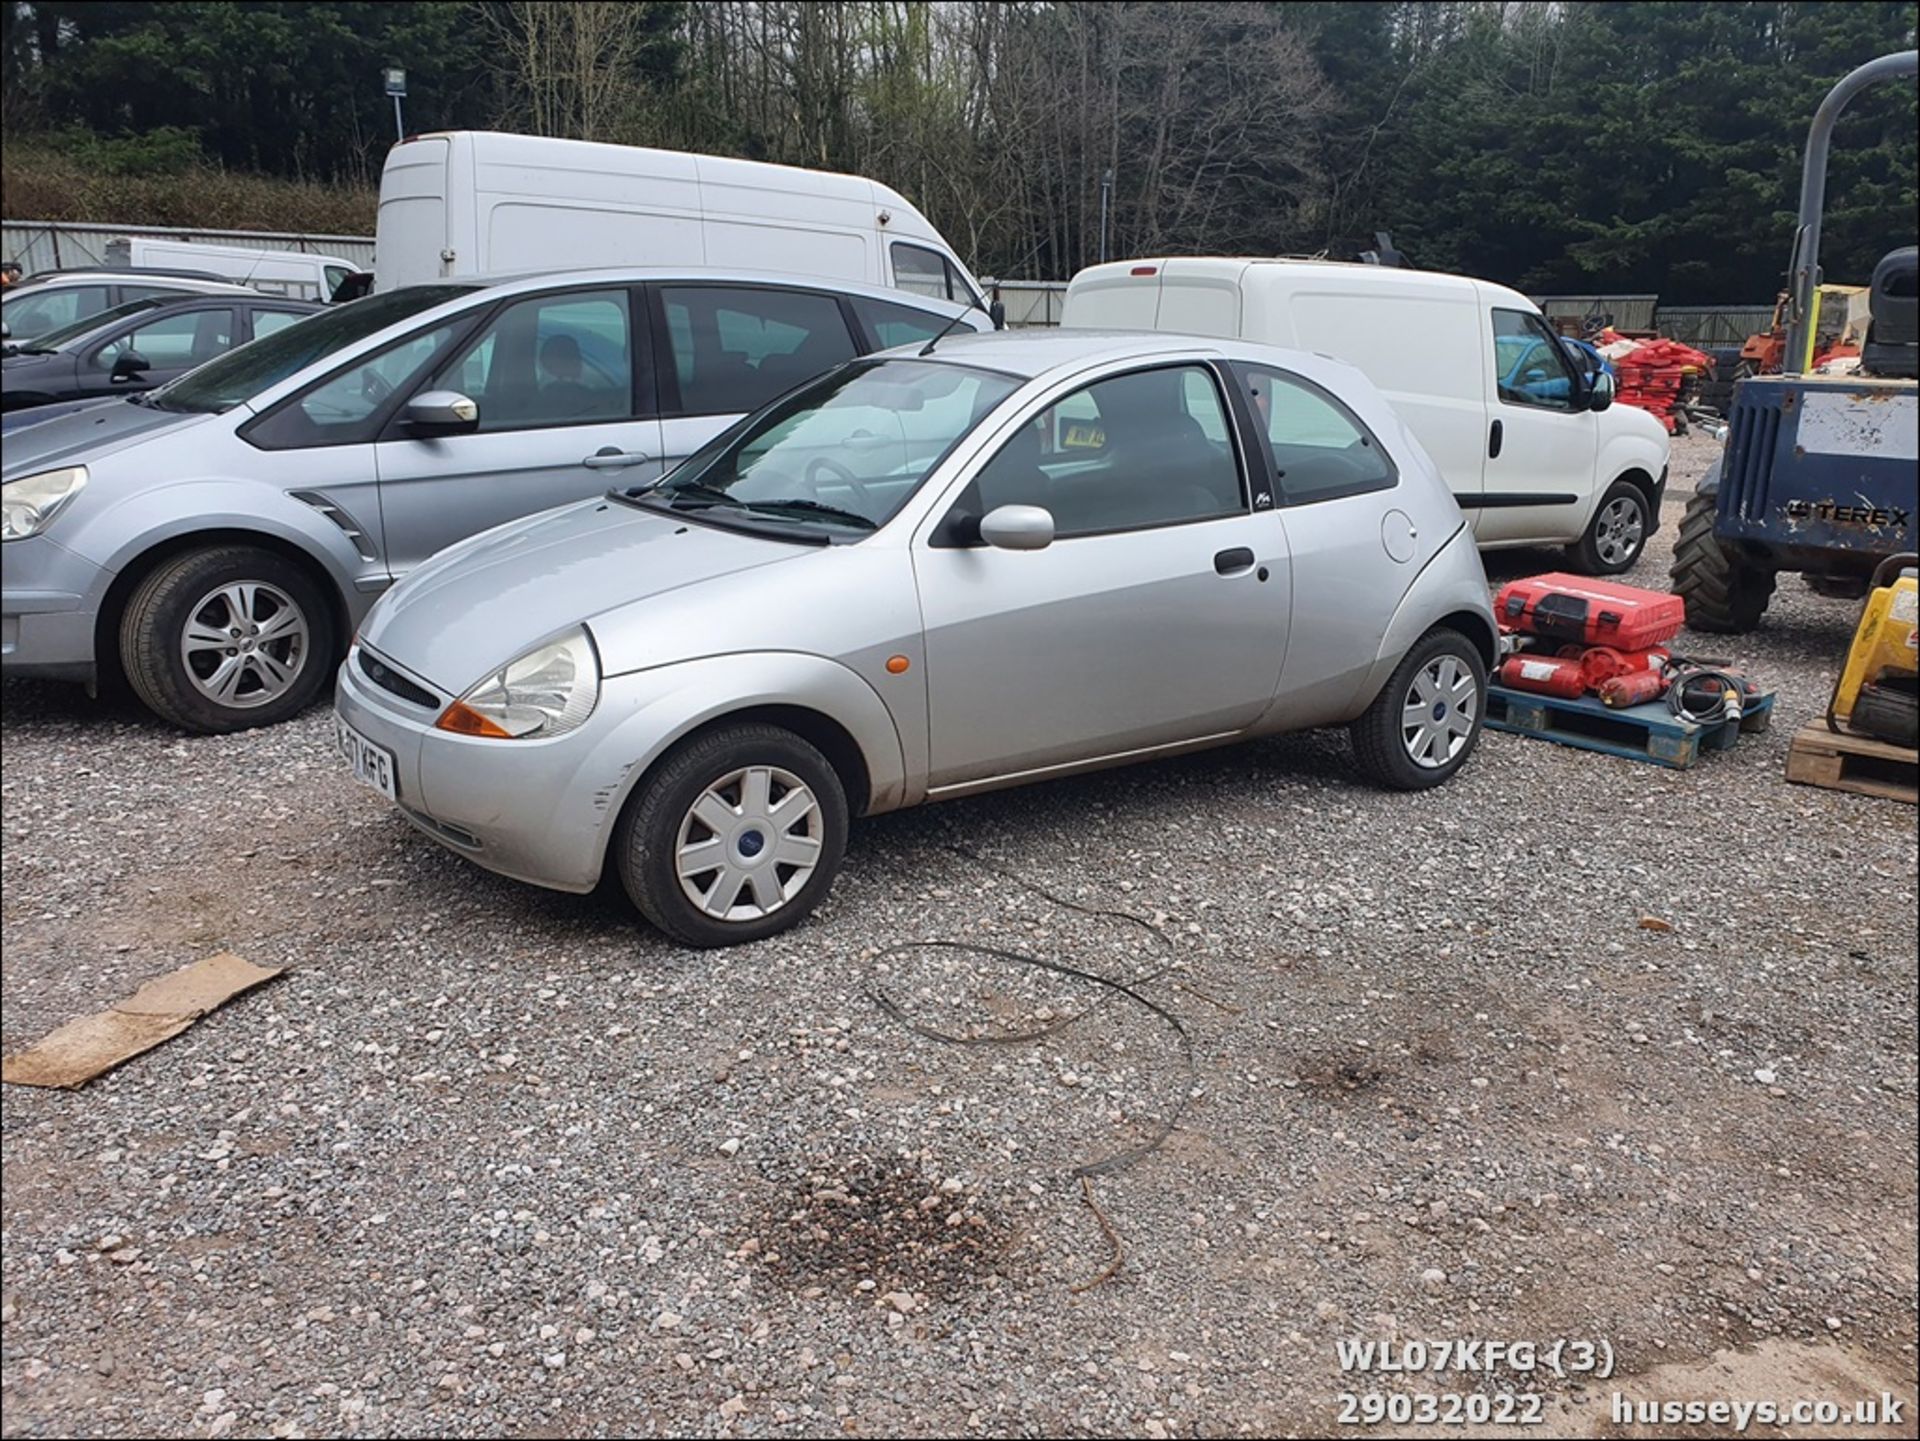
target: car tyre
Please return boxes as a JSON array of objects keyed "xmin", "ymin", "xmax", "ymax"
[
  {"xmin": 121, "ymin": 544, "xmax": 336, "ymax": 733},
  {"xmin": 616, "ymin": 722, "xmax": 849, "ymax": 949},
  {"xmin": 1571, "ymin": 479, "xmax": 1651, "ymax": 574},
  {"xmin": 1350, "ymin": 626, "xmax": 1486, "ymax": 791},
  {"xmin": 1669, "ymin": 487, "xmax": 1775, "ymax": 632}
]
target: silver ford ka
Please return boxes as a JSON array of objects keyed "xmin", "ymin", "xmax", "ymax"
[{"xmin": 334, "ymin": 330, "xmax": 1496, "ymax": 947}]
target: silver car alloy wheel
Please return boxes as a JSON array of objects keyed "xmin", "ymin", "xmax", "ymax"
[
  {"xmin": 1594, "ymin": 494, "xmax": 1645, "ymax": 567},
  {"xmin": 1401, "ymin": 654, "xmax": 1477, "ymax": 769},
  {"xmin": 179, "ymin": 580, "xmax": 311, "ymax": 709},
  {"xmin": 675, "ymin": 764, "xmax": 825, "ymax": 921}
]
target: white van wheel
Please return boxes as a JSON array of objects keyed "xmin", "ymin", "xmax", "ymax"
[{"xmin": 1572, "ymin": 481, "xmax": 1649, "ymax": 575}]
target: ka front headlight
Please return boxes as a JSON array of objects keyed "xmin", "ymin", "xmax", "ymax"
[
  {"xmin": 436, "ymin": 626, "xmax": 600, "ymax": 739},
  {"xmin": 2, "ymin": 466, "xmax": 87, "ymax": 541}
]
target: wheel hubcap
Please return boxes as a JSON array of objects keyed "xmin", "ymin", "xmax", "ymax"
[
  {"xmin": 180, "ymin": 581, "xmax": 309, "ymax": 709},
  {"xmin": 1595, "ymin": 496, "xmax": 1645, "ymax": 566},
  {"xmin": 1402, "ymin": 655, "xmax": 1478, "ymax": 769},
  {"xmin": 675, "ymin": 765, "xmax": 823, "ymax": 922}
]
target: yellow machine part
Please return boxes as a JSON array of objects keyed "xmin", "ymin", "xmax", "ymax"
[{"xmin": 1833, "ymin": 568, "xmax": 1919, "ymax": 725}]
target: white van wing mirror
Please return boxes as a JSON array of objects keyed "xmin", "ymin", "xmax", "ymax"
[{"xmin": 1588, "ymin": 371, "xmax": 1616, "ymax": 412}]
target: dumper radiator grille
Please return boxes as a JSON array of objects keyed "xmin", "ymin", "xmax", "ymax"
[{"xmin": 1723, "ymin": 399, "xmax": 1781, "ymax": 522}]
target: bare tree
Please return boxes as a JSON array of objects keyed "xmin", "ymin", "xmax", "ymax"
[
  {"xmin": 487, "ymin": 1, "xmax": 1337, "ymax": 279},
  {"xmin": 487, "ymin": 1, "xmax": 666, "ymax": 143}
]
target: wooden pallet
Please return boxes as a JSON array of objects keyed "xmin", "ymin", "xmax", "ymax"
[
  {"xmin": 1484, "ymin": 683, "xmax": 1775, "ymax": 769},
  {"xmin": 1784, "ymin": 723, "xmax": 1918, "ymax": 804}
]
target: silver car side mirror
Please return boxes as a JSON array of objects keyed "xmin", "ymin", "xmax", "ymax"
[
  {"xmin": 404, "ymin": 390, "xmax": 479, "ymax": 433},
  {"xmin": 979, "ymin": 503, "xmax": 1054, "ymax": 551}
]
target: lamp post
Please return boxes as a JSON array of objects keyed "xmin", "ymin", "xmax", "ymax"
[
  {"xmin": 384, "ymin": 67, "xmax": 407, "ymax": 143},
  {"xmin": 1098, "ymin": 167, "xmax": 1114, "ymax": 264}
]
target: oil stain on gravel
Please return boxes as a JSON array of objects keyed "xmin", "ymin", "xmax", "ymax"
[{"xmin": 748, "ymin": 1154, "xmax": 1012, "ymax": 1297}]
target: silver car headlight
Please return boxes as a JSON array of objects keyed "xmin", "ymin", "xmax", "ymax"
[
  {"xmin": 436, "ymin": 625, "xmax": 600, "ymax": 739},
  {"xmin": 2, "ymin": 466, "xmax": 88, "ymax": 541}
]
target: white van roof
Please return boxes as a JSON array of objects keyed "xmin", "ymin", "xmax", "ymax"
[
  {"xmin": 411, "ymin": 131, "xmax": 951, "ymax": 248},
  {"xmin": 118, "ymin": 237, "xmax": 357, "ymax": 270},
  {"xmin": 1070, "ymin": 257, "xmax": 1537, "ymax": 313}
]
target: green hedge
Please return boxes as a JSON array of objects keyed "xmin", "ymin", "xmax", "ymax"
[{"xmin": 3, "ymin": 139, "xmax": 376, "ymax": 235}]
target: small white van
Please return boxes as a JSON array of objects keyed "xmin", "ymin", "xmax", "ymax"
[
  {"xmin": 1063, "ymin": 258, "xmax": 1671, "ymax": 573},
  {"xmin": 374, "ymin": 131, "xmax": 988, "ymax": 312},
  {"xmin": 105, "ymin": 237, "xmax": 360, "ymax": 304}
]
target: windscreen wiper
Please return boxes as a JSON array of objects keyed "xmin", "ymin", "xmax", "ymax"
[
  {"xmin": 734, "ymin": 497, "xmax": 876, "ymax": 530},
  {"xmin": 641, "ymin": 480, "xmax": 737, "ymax": 509}
]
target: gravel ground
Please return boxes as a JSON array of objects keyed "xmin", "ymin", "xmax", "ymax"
[{"xmin": 3, "ymin": 430, "xmax": 1915, "ymax": 1438}]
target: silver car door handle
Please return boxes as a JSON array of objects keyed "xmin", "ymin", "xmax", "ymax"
[
  {"xmin": 1214, "ymin": 546, "xmax": 1256, "ymax": 575},
  {"xmin": 582, "ymin": 449, "xmax": 652, "ymax": 470}
]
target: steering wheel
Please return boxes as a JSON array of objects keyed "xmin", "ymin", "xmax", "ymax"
[
  {"xmin": 806, "ymin": 455, "xmax": 872, "ymax": 510},
  {"xmin": 361, "ymin": 368, "xmax": 394, "ymax": 405}
]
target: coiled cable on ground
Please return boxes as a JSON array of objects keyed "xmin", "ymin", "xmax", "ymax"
[
  {"xmin": 1666, "ymin": 666, "xmax": 1747, "ymax": 725},
  {"xmin": 864, "ymin": 843, "xmax": 1193, "ymax": 1181}
]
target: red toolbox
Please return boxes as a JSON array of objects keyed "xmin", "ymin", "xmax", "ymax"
[{"xmin": 1495, "ymin": 573, "xmax": 1686, "ymax": 650}]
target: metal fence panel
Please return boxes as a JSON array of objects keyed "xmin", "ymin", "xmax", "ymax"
[
  {"xmin": 2, "ymin": 219, "xmax": 375, "ymax": 277},
  {"xmin": 1649, "ymin": 305, "xmax": 1774, "ymax": 347},
  {"xmin": 1532, "ymin": 293, "xmax": 1661, "ymax": 332},
  {"xmin": 990, "ymin": 280, "xmax": 1067, "ymax": 327}
]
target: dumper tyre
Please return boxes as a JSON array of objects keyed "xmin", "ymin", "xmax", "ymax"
[{"xmin": 1669, "ymin": 488, "xmax": 1775, "ymax": 633}]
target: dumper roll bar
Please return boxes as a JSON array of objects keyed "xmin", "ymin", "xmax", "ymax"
[{"xmin": 1784, "ymin": 49, "xmax": 1918, "ymax": 376}]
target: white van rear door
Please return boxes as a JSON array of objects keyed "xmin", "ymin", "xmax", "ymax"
[
  {"xmin": 1156, "ymin": 260, "xmax": 1244, "ymax": 336},
  {"xmin": 375, "ymin": 137, "xmax": 453, "ymax": 291},
  {"xmin": 1059, "ymin": 263, "xmax": 1164, "ymax": 329}
]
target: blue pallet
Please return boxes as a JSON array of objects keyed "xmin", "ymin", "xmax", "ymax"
[{"xmin": 1484, "ymin": 683, "xmax": 1775, "ymax": 769}]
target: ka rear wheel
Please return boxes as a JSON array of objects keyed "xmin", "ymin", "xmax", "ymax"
[{"xmin": 1350, "ymin": 626, "xmax": 1486, "ymax": 791}]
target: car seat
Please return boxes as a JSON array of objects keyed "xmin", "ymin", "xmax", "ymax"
[{"xmin": 1052, "ymin": 371, "xmax": 1240, "ymax": 531}]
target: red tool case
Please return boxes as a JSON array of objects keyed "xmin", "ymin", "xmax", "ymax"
[{"xmin": 1495, "ymin": 573, "xmax": 1686, "ymax": 650}]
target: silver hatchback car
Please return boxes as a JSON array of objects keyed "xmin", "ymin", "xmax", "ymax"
[
  {"xmin": 335, "ymin": 330, "xmax": 1497, "ymax": 948},
  {"xmin": 0, "ymin": 269, "xmax": 983, "ymax": 731}
]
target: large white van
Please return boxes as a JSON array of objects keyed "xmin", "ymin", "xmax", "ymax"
[
  {"xmin": 374, "ymin": 131, "xmax": 988, "ymax": 312},
  {"xmin": 1063, "ymin": 258, "xmax": 1671, "ymax": 573},
  {"xmin": 105, "ymin": 237, "xmax": 360, "ymax": 304}
]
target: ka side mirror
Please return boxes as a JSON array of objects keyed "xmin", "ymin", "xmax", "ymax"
[
  {"xmin": 989, "ymin": 299, "xmax": 1007, "ymax": 331},
  {"xmin": 979, "ymin": 503, "xmax": 1054, "ymax": 551},
  {"xmin": 403, "ymin": 390, "xmax": 480, "ymax": 434},
  {"xmin": 110, "ymin": 349, "xmax": 151, "ymax": 381}
]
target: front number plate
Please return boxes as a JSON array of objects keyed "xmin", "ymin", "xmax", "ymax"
[{"xmin": 335, "ymin": 714, "xmax": 398, "ymax": 801}]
